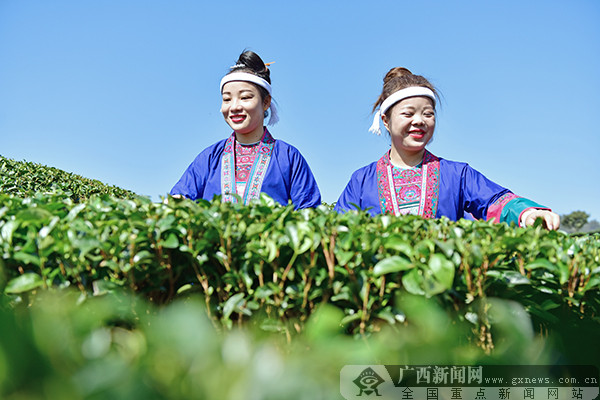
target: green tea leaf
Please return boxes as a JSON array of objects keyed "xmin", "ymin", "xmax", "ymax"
[
  {"xmin": 159, "ymin": 233, "xmax": 179, "ymax": 249},
  {"xmin": 402, "ymin": 269, "xmax": 426, "ymax": 296},
  {"xmin": 499, "ymin": 271, "xmax": 531, "ymax": 287},
  {"xmin": 373, "ymin": 256, "xmax": 414, "ymax": 276},
  {"xmin": 525, "ymin": 259, "xmax": 569, "ymax": 285},
  {"xmin": 428, "ymin": 254, "xmax": 455, "ymax": 290},
  {"xmin": 5, "ymin": 272, "xmax": 44, "ymax": 294},
  {"xmin": 222, "ymin": 293, "xmax": 245, "ymax": 320}
]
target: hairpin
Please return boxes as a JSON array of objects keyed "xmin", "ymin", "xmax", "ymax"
[
  {"xmin": 265, "ymin": 61, "xmax": 275, "ymax": 71},
  {"xmin": 229, "ymin": 63, "xmax": 246, "ymax": 70}
]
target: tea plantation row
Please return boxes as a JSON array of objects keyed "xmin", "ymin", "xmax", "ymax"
[{"xmin": 1, "ymin": 156, "xmax": 598, "ymax": 398}]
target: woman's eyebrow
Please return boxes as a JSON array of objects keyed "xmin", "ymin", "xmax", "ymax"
[{"xmin": 222, "ymin": 89, "xmax": 254, "ymax": 96}]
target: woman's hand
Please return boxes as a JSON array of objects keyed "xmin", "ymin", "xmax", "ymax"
[{"xmin": 521, "ymin": 209, "xmax": 561, "ymax": 230}]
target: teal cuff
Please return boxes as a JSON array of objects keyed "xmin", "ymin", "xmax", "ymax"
[{"xmin": 500, "ymin": 197, "xmax": 548, "ymax": 225}]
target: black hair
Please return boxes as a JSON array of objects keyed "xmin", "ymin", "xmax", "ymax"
[{"xmin": 227, "ymin": 50, "xmax": 271, "ymax": 100}]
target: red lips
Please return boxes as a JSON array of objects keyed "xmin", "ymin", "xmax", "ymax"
[
  {"xmin": 409, "ymin": 129, "xmax": 425, "ymax": 138},
  {"xmin": 230, "ymin": 115, "xmax": 246, "ymax": 123}
]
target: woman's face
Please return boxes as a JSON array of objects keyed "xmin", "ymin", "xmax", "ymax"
[
  {"xmin": 221, "ymin": 81, "xmax": 270, "ymax": 141},
  {"xmin": 382, "ymin": 96, "xmax": 436, "ymax": 156}
]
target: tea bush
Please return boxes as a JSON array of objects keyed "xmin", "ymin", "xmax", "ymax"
[
  {"xmin": 1, "ymin": 158, "xmax": 598, "ymax": 398},
  {"xmin": 0, "ymin": 290, "xmax": 570, "ymax": 400},
  {"xmin": 1, "ymin": 193, "xmax": 598, "ymax": 351},
  {"xmin": 0, "ymin": 155, "xmax": 137, "ymax": 201}
]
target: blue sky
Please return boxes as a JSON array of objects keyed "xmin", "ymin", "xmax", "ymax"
[{"xmin": 1, "ymin": 0, "xmax": 599, "ymax": 220}]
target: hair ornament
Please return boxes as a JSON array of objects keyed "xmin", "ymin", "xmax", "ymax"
[{"xmin": 229, "ymin": 63, "xmax": 246, "ymax": 70}]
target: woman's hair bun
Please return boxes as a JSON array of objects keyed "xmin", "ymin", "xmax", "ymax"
[
  {"xmin": 232, "ymin": 50, "xmax": 271, "ymax": 83},
  {"xmin": 383, "ymin": 67, "xmax": 412, "ymax": 84},
  {"xmin": 372, "ymin": 66, "xmax": 438, "ymax": 113}
]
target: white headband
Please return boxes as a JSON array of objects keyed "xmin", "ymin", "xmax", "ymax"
[
  {"xmin": 369, "ymin": 86, "xmax": 436, "ymax": 135},
  {"xmin": 219, "ymin": 72, "xmax": 279, "ymax": 126}
]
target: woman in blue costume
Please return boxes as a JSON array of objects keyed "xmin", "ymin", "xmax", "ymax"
[
  {"xmin": 335, "ymin": 67, "xmax": 560, "ymax": 229},
  {"xmin": 171, "ymin": 50, "xmax": 321, "ymax": 209}
]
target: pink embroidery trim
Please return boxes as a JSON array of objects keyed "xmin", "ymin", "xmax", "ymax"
[
  {"xmin": 486, "ymin": 192, "xmax": 519, "ymax": 223},
  {"xmin": 234, "ymin": 141, "xmax": 260, "ymax": 193},
  {"xmin": 221, "ymin": 129, "xmax": 275, "ymax": 204},
  {"xmin": 376, "ymin": 150, "xmax": 440, "ymax": 218},
  {"xmin": 422, "ymin": 151, "xmax": 440, "ymax": 219}
]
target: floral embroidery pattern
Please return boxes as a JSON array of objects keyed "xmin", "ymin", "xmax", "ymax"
[
  {"xmin": 376, "ymin": 150, "xmax": 440, "ymax": 218},
  {"xmin": 234, "ymin": 141, "xmax": 260, "ymax": 195},
  {"xmin": 221, "ymin": 129, "xmax": 275, "ymax": 204},
  {"xmin": 421, "ymin": 151, "xmax": 440, "ymax": 219}
]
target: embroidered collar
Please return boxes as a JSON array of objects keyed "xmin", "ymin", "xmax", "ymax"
[
  {"xmin": 221, "ymin": 129, "xmax": 276, "ymax": 204},
  {"xmin": 376, "ymin": 150, "xmax": 441, "ymax": 218}
]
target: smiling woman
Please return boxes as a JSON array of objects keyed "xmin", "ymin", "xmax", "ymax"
[
  {"xmin": 335, "ymin": 67, "xmax": 560, "ymax": 230},
  {"xmin": 220, "ymin": 81, "xmax": 268, "ymax": 143},
  {"xmin": 170, "ymin": 50, "xmax": 321, "ymax": 209}
]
